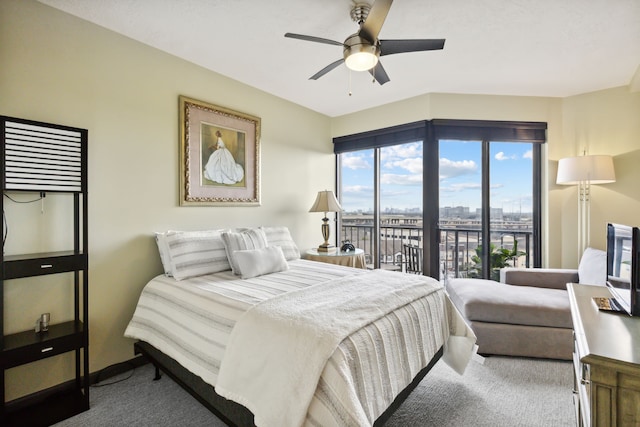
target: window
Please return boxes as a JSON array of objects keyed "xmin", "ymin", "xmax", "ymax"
[{"xmin": 335, "ymin": 120, "xmax": 545, "ymax": 280}]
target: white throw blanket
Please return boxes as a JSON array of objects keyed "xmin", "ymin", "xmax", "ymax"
[{"xmin": 215, "ymin": 269, "xmax": 443, "ymax": 427}]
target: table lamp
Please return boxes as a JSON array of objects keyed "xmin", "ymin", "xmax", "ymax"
[{"xmin": 309, "ymin": 190, "xmax": 343, "ymax": 252}]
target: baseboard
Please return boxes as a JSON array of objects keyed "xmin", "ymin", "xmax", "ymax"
[{"xmin": 5, "ymin": 355, "xmax": 149, "ymax": 413}]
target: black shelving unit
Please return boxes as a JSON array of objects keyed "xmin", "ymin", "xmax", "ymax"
[{"xmin": 0, "ymin": 116, "xmax": 89, "ymax": 426}]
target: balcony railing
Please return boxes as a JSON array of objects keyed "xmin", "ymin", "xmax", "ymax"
[{"xmin": 340, "ymin": 223, "xmax": 533, "ymax": 281}]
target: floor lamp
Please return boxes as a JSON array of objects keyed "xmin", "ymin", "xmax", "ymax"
[{"xmin": 556, "ymin": 154, "xmax": 616, "ymax": 256}]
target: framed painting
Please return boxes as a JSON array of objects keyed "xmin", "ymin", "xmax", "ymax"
[{"xmin": 179, "ymin": 96, "xmax": 261, "ymax": 206}]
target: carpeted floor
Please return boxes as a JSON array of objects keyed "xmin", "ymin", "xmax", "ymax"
[{"xmin": 54, "ymin": 355, "xmax": 574, "ymax": 427}]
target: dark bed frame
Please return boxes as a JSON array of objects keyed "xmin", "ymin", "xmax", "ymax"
[{"xmin": 134, "ymin": 341, "xmax": 443, "ymax": 427}]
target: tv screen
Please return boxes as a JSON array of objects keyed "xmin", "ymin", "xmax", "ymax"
[{"xmin": 606, "ymin": 223, "xmax": 640, "ymax": 316}]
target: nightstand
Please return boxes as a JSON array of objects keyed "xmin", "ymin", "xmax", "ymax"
[{"xmin": 304, "ymin": 248, "xmax": 367, "ymax": 269}]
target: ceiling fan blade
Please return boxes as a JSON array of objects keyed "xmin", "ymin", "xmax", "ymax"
[
  {"xmin": 309, "ymin": 58, "xmax": 345, "ymax": 80},
  {"xmin": 379, "ymin": 39, "xmax": 446, "ymax": 56},
  {"xmin": 359, "ymin": 0, "xmax": 393, "ymax": 43},
  {"xmin": 369, "ymin": 61, "xmax": 390, "ymax": 85},
  {"xmin": 284, "ymin": 32, "xmax": 343, "ymax": 47}
]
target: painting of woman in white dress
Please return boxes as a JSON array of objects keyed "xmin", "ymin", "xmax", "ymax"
[
  {"xmin": 202, "ymin": 128, "xmax": 245, "ymax": 186},
  {"xmin": 180, "ymin": 96, "xmax": 259, "ymax": 205}
]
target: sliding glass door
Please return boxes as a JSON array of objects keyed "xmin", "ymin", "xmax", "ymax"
[
  {"xmin": 339, "ymin": 149, "xmax": 375, "ymax": 266},
  {"xmin": 439, "ymin": 140, "xmax": 536, "ymax": 282},
  {"xmin": 438, "ymin": 140, "xmax": 482, "ymax": 280},
  {"xmin": 339, "ymin": 142, "xmax": 424, "ymax": 271}
]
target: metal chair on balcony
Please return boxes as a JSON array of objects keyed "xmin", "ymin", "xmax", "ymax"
[{"xmin": 403, "ymin": 244, "xmax": 422, "ymax": 274}]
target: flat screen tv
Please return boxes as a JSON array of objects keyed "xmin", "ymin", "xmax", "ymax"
[{"xmin": 603, "ymin": 223, "xmax": 640, "ymax": 316}]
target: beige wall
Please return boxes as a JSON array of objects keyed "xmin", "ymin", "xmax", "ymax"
[
  {"xmin": 0, "ymin": 0, "xmax": 333, "ymax": 400},
  {"xmin": 558, "ymin": 87, "xmax": 640, "ymax": 265},
  {"xmin": 1, "ymin": 0, "xmax": 639, "ymax": 402}
]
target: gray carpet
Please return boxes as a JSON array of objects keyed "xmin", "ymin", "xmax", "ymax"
[{"xmin": 54, "ymin": 356, "xmax": 574, "ymax": 427}]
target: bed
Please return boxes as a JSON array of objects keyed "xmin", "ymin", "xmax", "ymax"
[{"xmin": 124, "ymin": 227, "xmax": 475, "ymax": 427}]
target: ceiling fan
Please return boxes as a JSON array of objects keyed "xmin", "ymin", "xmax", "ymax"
[{"xmin": 284, "ymin": 0, "xmax": 445, "ymax": 85}]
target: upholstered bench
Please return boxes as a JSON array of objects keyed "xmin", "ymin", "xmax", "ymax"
[
  {"xmin": 446, "ymin": 278, "xmax": 573, "ymax": 359},
  {"xmin": 446, "ymin": 248, "xmax": 606, "ymax": 360}
]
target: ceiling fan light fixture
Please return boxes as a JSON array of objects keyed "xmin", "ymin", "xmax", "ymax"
[
  {"xmin": 345, "ymin": 51, "xmax": 378, "ymax": 71},
  {"xmin": 343, "ymin": 37, "xmax": 379, "ymax": 71}
]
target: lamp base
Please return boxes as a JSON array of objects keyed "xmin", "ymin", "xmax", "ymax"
[{"xmin": 317, "ymin": 243, "xmax": 337, "ymax": 253}]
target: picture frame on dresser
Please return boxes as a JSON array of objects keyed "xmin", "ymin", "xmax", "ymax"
[{"xmin": 179, "ymin": 96, "xmax": 261, "ymax": 206}]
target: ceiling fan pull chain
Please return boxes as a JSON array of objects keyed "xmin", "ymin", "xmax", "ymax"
[{"xmin": 349, "ymin": 69, "xmax": 353, "ymax": 96}]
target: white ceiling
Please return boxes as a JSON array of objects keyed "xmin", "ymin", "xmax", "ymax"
[{"xmin": 38, "ymin": 0, "xmax": 640, "ymax": 117}]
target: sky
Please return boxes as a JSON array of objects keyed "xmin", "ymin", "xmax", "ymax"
[{"xmin": 340, "ymin": 140, "xmax": 534, "ymax": 214}]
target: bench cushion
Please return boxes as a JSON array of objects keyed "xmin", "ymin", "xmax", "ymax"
[{"xmin": 446, "ymin": 278, "xmax": 572, "ymax": 329}]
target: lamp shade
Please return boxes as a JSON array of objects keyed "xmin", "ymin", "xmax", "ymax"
[
  {"xmin": 556, "ymin": 154, "xmax": 616, "ymax": 185},
  {"xmin": 309, "ymin": 190, "xmax": 343, "ymax": 213}
]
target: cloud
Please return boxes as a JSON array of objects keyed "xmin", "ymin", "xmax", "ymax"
[
  {"xmin": 342, "ymin": 154, "xmax": 371, "ymax": 170},
  {"xmin": 382, "ymin": 188, "xmax": 415, "ymax": 198},
  {"xmin": 342, "ymin": 185, "xmax": 372, "ymax": 195},
  {"xmin": 381, "ymin": 173, "xmax": 423, "ymax": 186},
  {"xmin": 385, "ymin": 157, "xmax": 423, "ymax": 173},
  {"xmin": 495, "ymin": 152, "xmax": 516, "ymax": 161},
  {"xmin": 382, "ymin": 143, "xmax": 422, "ymax": 160},
  {"xmin": 522, "ymin": 150, "xmax": 533, "ymax": 159},
  {"xmin": 439, "ymin": 158, "xmax": 477, "ymax": 179},
  {"xmin": 341, "ymin": 185, "xmax": 375, "ymax": 211},
  {"xmin": 381, "ymin": 143, "xmax": 423, "ymax": 173}
]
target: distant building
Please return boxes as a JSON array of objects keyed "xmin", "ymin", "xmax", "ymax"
[{"xmin": 440, "ymin": 206, "xmax": 470, "ymax": 219}]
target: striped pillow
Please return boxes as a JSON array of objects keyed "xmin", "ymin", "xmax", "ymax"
[
  {"xmin": 154, "ymin": 231, "xmax": 174, "ymax": 276},
  {"xmin": 164, "ymin": 230, "xmax": 231, "ymax": 280},
  {"xmin": 260, "ymin": 226, "xmax": 300, "ymax": 260},
  {"xmin": 221, "ymin": 228, "xmax": 268, "ymax": 276}
]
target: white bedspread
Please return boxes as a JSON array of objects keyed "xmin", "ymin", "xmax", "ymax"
[
  {"xmin": 125, "ymin": 259, "xmax": 476, "ymax": 427},
  {"xmin": 216, "ymin": 269, "xmax": 440, "ymax": 427}
]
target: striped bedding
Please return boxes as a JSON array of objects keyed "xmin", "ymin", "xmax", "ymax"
[{"xmin": 125, "ymin": 259, "xmax": 463, "ymax": 426}]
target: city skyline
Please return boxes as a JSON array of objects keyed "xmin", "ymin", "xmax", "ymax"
[{"xmin": 340, "ymin": 140, "xmax": 534, "ymax": 215}]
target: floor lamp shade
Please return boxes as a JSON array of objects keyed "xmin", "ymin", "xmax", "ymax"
[
  {"xmin": 556, "ymin": 154, "xmax": 616, "ymax": 257},
  {"xmin": 556, "ymin": 155, "xmax": 616, "ymax": 185},
  {"xmin": 309, "ymin": 190, "xmax": 343, "ymax": 252}
]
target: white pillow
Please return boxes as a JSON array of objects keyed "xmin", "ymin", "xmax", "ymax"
[
  {"xmin": 233, "ymin": 246, "xmax": 289, "ymax": 279},
  {"xmin": 164, "ymin": 230, "xmax": 231, "ymax": 280},
  {"xmin": 578, "ymin": 247, "xmax": 607, "ymax": 286},
  {"xmin": 260, "ymin": 226, "xmax": 300, "ymax": 260},
  {"xmin": 221, "ymin": 228, "xmax": 269, "ymax": 275}
]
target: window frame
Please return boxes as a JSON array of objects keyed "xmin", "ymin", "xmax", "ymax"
[{"xmin": 335, "ymin": 119, "xmax": 546, "ymax": 278}]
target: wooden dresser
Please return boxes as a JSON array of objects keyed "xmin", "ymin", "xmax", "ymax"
[{"xmin": 568, "ymin": 283, "xmax": 640, "ymax": 427}]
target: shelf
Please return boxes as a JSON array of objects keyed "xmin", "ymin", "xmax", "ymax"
[
  {"xmin": 3, "ymin": 387, "xmax": 89, "ymax": 427},
  {"xmin": 2, "ymin": 252, "xmax": 87, "ymax": 280},
  {"xmin": 1, "ymin": 321, "xmax": 86, "ymax": 369},
  {"xmin": 1, "ymin": 115, "xmax": 89, "ymax": 426}
]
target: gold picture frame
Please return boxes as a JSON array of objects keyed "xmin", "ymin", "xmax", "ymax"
[{"xmin": 179, "ymin": 96, "xmax": 260, "ymax": 206}]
